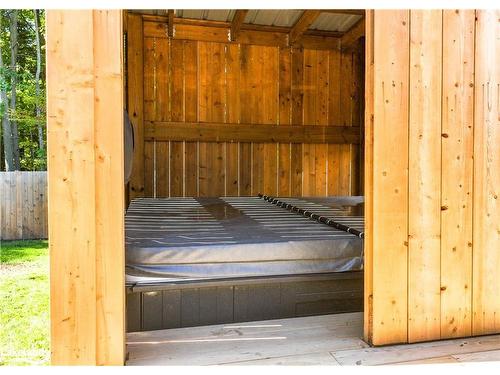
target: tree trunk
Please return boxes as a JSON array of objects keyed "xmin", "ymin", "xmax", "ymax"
[
  {"xmin": 34, "ymin": 9, "xmax": 44, "ymax": 154},
  {"xmin": 9, "ymin": 10, "xmax": 20, "ymax": 170},
  {"xmin": 0, "ymin": 13, "xmax": 14, "ymax": 171}
]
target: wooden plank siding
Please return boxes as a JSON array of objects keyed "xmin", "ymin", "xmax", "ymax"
[
  {"xmin": 472, "ymin": 9, "xmax": 500, "ymax": 336},
  {"xmin": 408, "ymin": 10, "xmax": 442, "ymax": 343},
  {"xmin": 365, "ymin": 9, "xmax": 500, "ymax": 345},
  {"xmin": 126, "ymin": 13, "xmax": 145, "ymax": 199},
  {"xmin": 440, "ymin": 9, "xmax": 475, "ymax": 340},
  {"xmin": 127, "ymin": 15, "xmax": 364, "ymax": 198},
  {"xmin": 47, "ymin": 10, "xmax": 124, "ymax": 364},
  {"xmin": 370, "ymin": 9, "xmax": 410, "ymax": 346},
  {"xmin": 0, "ymin": 171, "xmax": 48, "ymax": 240}
]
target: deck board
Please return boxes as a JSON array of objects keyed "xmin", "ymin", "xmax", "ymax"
[
  {"xmin": 223, "ymin": 352, "xmax": 340, "ymax": 366},
  {"xmin": 332, "ymin": 332, "xmax": 500, "ymax": 365},
  {"xmin": 126, "ymin": 312, "xmax": 500, "ymax": 365}
]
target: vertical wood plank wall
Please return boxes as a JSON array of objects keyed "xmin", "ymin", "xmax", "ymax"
[
  {"xmin": 126, "ymin": 14, "xmax": 364, "ymax": 199},
  {"xmin": 472, "ymin": 9, "xmax": 500, "ymax": 336},
  {"xmin": 365, "ymin": 9, "xmax": 500, "ymax": 345},
  {"xmin": 47, "ymin": 10, "xmax": 125, "ymax": 364}
]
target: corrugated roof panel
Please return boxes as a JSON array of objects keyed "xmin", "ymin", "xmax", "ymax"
[
  {"xmin": 176, "ymin": 10, "xmax": 204, "ymax": 19},
  {"xmin": 174, "ymin": 10, "xmax": 363, "ymax": 33},
  {"xmin": 309, "ymin": 13, "xmax": 362, "ymax": 32},
  {"xmin": 245, "ymin": 9, "xmax": 303, "ymax": 27},
  {"xmin": 176, "ymin": 9, "xmax": 235, "ymax": 22},
  {"xmin": 206, "ymin": 10, "xmax": 236, "ymax": 22}
]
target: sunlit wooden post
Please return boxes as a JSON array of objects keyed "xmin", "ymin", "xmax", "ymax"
[{"xmin": 46, "ymin": 10, "xmax": 125, "ymax": 365}]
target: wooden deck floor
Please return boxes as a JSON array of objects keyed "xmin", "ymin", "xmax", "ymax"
[{"xmin": 126, "ymin": 312, "xmax": 500, "ymax": 365}]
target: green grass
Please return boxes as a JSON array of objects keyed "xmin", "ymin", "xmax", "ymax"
[{"xmin": 0, "ymin": 240, "xmax": 49, "ymax": 366}]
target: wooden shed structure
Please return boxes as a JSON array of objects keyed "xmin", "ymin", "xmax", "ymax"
[{"xmin": 46, "ymin": 9, "xmax": 499, "ymax": 365}]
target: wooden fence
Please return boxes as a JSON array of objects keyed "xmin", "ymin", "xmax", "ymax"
[{"xmin": 0, "ymin": 171, "xmax": 48, "ymax": 240}]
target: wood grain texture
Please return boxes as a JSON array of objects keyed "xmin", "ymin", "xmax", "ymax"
[
  {"xmin": 184, "ymin": 41, "xmax": 198, "ymax": 197},
  {"xmin": 127, "ymin": 13, "xmax": 144, "ymax": 198},
  {"xmin": 290, "ymin": 48, "xmax": 304, "ymax": 196},
  {"xmin": 341, "ymin": 19, "xmax": 365, "ymax": 51},
  {"xmin": 127, "ymin": 313, "xmax": 367, "ymax": 365},
  {"xmin": 371, "ymin": 10, "xmax": 410, "ymax": 346},
  {"xmin": 278, "ymin": 47, "xmax": 291, "ymax": 196},
  {"xmin": 365, "ymin": 9, "xmax": 500, "ymax": 345},
  {"xmin": 93, "ymin": 10, "xmax": 125, "ymax": 364},
  {"xmin": 0, "ymin": 172, "xmax": 48, "ymax": 240},
  {"xmin": 303, "ymin": 49, "xmax": 328, "ymax": 196},
  {"xmin": 145, "ymin": 122, "xmax": 360, "ymax": 143},
  {"xmin": 198, "ymin": 42, "xmax": 226, "ymax": 196},
  {"xmin": 226, "ymin": 43, "xmax": 240, "ymax": 196},
  {"xmin": 156, "ymin": 142, "xmax": 169, "ymax": 197},
  {"xmin": 472, "ymin": 9, "xmax": 500, "ymax": 336},
  {"xmin": 47, "ymin": 10, "xmax": 97, "ymax": 364},
  {"xmin": 230, "ymin": 10, "xmax": 249, "ymax": 41},
  {"xmin": 339, "ymin": 51, "xmax": 354, "ymax": 195},
  {"xmin": 170, "ymin": 40, "xmax": 185, "ymax": 197},
  {"xmin": 441, "ymin": 9, "xmax": 475, "ymax": 339},
  {"xmin": 363, "ymin": 9, "xmax": 374, "ymax": 344},
  {"xmin": 142, "ymin": 18, "xmax": 341, "ymax": 50},
  {"xmin": 328, "ymin": 48, "xmax": 342, "ymax": 195},
  {"xmin": 47, "ymin": 10, "xmax": 124, "ymax": 364},
  {"xmin": 289, "ymin": 10, "xmax": 321, "ymax": 44},
  {"xmin": 133, "ymin": 16, "xmax": 363, "ymax": 198},
  {"xmin": 407, "ymin": 9, "xmax": 442, "ymax": 343}
]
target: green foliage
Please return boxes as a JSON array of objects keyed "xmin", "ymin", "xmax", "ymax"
[
  {"xmin": 0, "ymin": 240, "xmax": 49, "ymax": 365},
  {"xmin": 1, "ymin": 9, "xmax": 46, "ymax": 171}
]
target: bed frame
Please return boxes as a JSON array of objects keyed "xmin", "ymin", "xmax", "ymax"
[{"xmin": 126, "ymin": 271, "xmax": 363, "ymax": 332}]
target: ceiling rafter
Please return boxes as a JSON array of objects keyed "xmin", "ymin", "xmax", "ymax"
[
  {"xmin": 321, "ymin": 9, "xmax": 365, "ymax": 16},
  {"xmin": 230, "ymin": 9, "xmax": 249, "ymax": 41},
  {"xmin": 135, "ymin": 9, "xmax": 366, "ymax": 40},
  {"xmin": 289, "ymin": 10, "xmax": 322, "ymax": 44},
  {"xmin": 341, "ymin": 18, "xmax": 365, "ymax": 50}
]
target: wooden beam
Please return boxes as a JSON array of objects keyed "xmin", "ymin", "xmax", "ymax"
[
  {"xmin": 289, "ymin": 10, "xmax": 321, "ymax": 44},
  {"xmin": 238, "ymin": 28, "xmax": 288, "ymax": 48},
  {"xmin": 322, "ymin": 9, "xmax": 365, "ymax": 16},
  {"xmin": 167, "ymin": 9, "xmax": 174, "ymax": 37},
  {"xmin": 295, "ymin": 34, "xmax": 341, "ymax": 50},
  {"xmin": 303, "ymin": 29, "xmax": 343, "ymax": 38},
  {"xmin": 230, "ymin": 9, "xmax": 248, "ymax": 41},
  {"xmin": 47, "ymin": 9, "xmax": 124, "ymax": 365},
  {"xmin": 143, "ymin": 21, "xmax": 340, "ymax": 49},
  {"xmin": 142, "ymin": 16, "xmax": 343, "ymax": 38},
  {"xmin": 341, "ymin": 18, "xmax": 365, "ymax": 50},
  {"xmin": 144, "ymin": 121, "xmax": 361, "ymax": 144}
]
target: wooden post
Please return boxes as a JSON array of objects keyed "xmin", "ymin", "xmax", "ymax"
[
  {"xmin": 230, "ymin": 10, "xmax": 248, "ymax": 41},
  {"xmin": 47, "ymin": 10, "xmax": 125, "ymax": 365}
]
